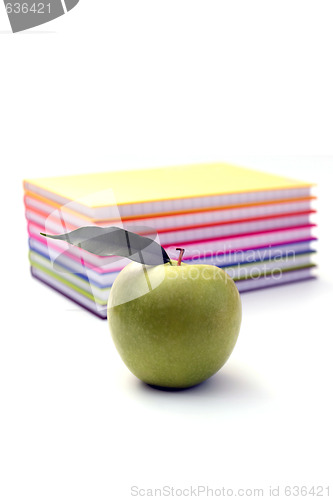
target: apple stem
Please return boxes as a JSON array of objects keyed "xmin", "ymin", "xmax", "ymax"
[{"xmin": 176, "ymin": 248, "xmax": 185, "ymax": 266}]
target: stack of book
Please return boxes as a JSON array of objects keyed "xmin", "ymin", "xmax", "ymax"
[{"xmin": 23, "ymin": 163, "xmax": 317, "ymax": 318}]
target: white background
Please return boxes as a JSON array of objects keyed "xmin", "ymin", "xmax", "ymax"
[{"xmin": 0, "ymin": 2, "xmax": 333, "ymax": 500}]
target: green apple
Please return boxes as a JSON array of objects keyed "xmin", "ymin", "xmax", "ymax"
[{"xmin": 107, "ymin": 259, "xmax": 242, "ymax": 389}]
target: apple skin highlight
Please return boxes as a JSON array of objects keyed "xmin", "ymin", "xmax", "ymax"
[{"xmin": 107, "ymin": 260, "xmax": 242, "ymax": 389}]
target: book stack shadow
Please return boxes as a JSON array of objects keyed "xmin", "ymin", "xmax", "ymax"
[{"xmin": 23, "ymin": 164, "xmax": 317, "ymax": 318}]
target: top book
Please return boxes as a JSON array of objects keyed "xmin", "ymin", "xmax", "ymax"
[{"xmin": 23, "ymin": 163, "xmax": 313, "ymax": 219}]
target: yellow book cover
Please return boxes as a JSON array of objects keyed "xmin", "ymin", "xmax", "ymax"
[{"xmin": 24, "ymin": 163, "xmax": 312, "ymax": 207}]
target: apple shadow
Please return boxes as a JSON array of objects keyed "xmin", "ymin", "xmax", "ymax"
[{"xmin": 133, "ymin": 367, "xmax": 270, "ymax": 412}]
